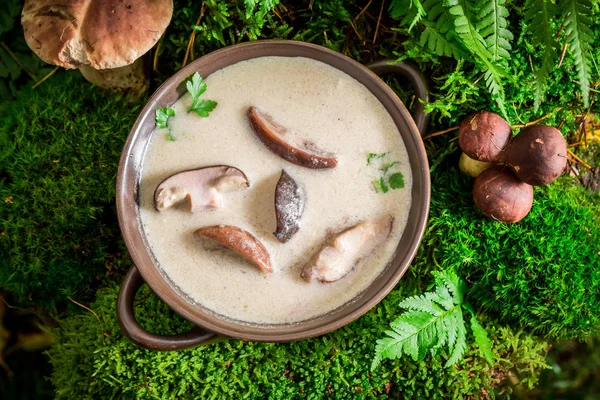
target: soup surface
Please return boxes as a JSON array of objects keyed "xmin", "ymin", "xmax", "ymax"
[{"xmin": 139, "ymin": 56, "xmax": 412, "ymax": 324}]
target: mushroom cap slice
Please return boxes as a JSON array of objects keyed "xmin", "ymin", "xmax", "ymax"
[
  {"xmin": 247, "ymin": 106, "xmax": 338, "ymax": 169},
  {"xmin": 21, "ymin": 0, "xmax": 173, "ymax": 70},
  {"xmin": 195, "ymin": 225, "xmax": 273, "ymax": 273},
  {"xmin": 274, "ymin": 170, "xmax": 305, "ymax": 243},
  {"xmin": 301, "ymin": 214, "xmax": 395, "ymax": 283},
  {"xmin": 154, "ymin": 166, "xmax": 249, "ymax": 212}
]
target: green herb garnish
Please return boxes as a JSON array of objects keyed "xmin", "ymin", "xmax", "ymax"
[
  {"xmin": 367, "ymin": 152, "xmax": 387, "ymax": 165},
  {"xmin": 186, "ymin": 72, "xmax": 217, "ymax": 117},
  {"xmin": 372, "ymin": 177, "xmax": 388, "ymax": 193},
  {"xmin": 367, "ymin": 152, "xmax": 403, "ymax": 193},
  {"xmin": 167, "ymin": 131, "xmax": 175, "ymax": 142},
  {"xmin": 155, "ymin": 107, "xmax": 175, "ymax": 129},
  {"xmin": 381, "ymin": 161, "xmax": 399, "ymax": 174},
  {"xmin": 388, "ymin": 172, "xmax": 404, "ymax": 189}
]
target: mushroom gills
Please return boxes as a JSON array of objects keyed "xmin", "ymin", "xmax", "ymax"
[
  {"xmin": 247, "ymin": 106, "xmax": 338, "ymax": 169},
  {"xmin": 154, "ymin": 165, "xmax": 249, "ymax": 212},
  {"xmin": 274, "ymin": 170, "xmax": 306, "ymax": 243},
  {"xmin": 301, "ymin": 214, "xmax": 394, "ymax": 283},
  {"xmin": 195, "ymin": 225, "xmax": 273, "ymax": 273}
]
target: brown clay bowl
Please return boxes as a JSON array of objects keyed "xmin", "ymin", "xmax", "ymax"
[{"xmin": 116, "ymin": 40, "xmax": 431, "ymax": 350}]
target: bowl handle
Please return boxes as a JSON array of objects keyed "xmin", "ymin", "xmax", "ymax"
[
  {"xmin": 367, "ymin": 59, "xmax": 430, "ymax": 136},
  {"xmin": 117, "ymin": 266, "xmax": 220, "ymax": 351}
]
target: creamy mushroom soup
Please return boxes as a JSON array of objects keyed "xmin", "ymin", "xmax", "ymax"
[{"xmin": 139, "ymin": 56, "xmax": 412, "ymax": 324}]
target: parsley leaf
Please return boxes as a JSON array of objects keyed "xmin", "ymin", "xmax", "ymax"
[
  {"xmin": 155, "ymin": 107, "xmax": 175, "ymax": 129},
  {"xmin": 388, "ymin": 172, "xmax": 404, "ymax": 189},
  {"xmin": 381, "ymin": 161, "xmax": 399, "ymax": 174},
  {"xmin": 186, "ymin": 72, "xmax": 217, "ymax": 117},
  {"xmin": 167, "ymin": 131, "xmax": 175, "ymax": 142},
  {"xmin": 372, "ymin": 177, "xmax": 389, "ymax": 193},
  {"xmin": 367, "ymin": 152, "xmax": 387, "ymax": 165}
]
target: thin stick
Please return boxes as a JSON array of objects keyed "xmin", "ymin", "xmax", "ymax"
[
  {"xmin": 68, "ymin": 297, "xmax": 106, "ymax": 347},
  {"xmin": 567, "ymin": 149, "xmax": 593, "ymax": 170},
  {"xmin": 511, "ymin": 107, "xmax": 563, "ymax": 129},
  {"xmin": 1, "ymin": 42, "xmax": 38, "ymax": 81},
  {"xmin": 373, "ymin": 0, "xmax": 385, "ymax": 44},
  {"xmin": 273, "ymin": 5, "xmax": 285, "ymax": 24},
  {"xmin": 32, "ymin": 66, "xmax": 59, "ymax": 89},
  {"xmin": 182, "ymin": 3, "xmax": 205, "ymax": 67},
  {"xmin": 528, "ymin": 54, "xmax": 536, "ymax": 78},
  {"xmin": 557, "ymin": 42, "xmax": 568, "ymax": 68},
  {"xmin": 349, "ymin": 20, "xmax": 365, "ymax": 46},
  {"xmin": 355, "ymin": 0, "xmax": 374, "ymax": 20},
  {"xmin": 153, "ymin": 40, "xmax": 161, "ymax": 72},
  {"xmin": 422, "ymin": 126, "xmax": 459, "ymax": 140}
]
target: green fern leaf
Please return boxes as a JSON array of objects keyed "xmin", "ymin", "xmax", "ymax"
[
  {"xmin": 445, "ymin": 308, "xmax": 467, "ymax": 366},
  {"xmin": 373, "ymin": 270, "xmax": 474, "ymax": 370},
  {"xmin": 389, "ymin": 0, "xmax": 427, "ymax": 31},
  {"xmin": 560, "ymin": 0, "xmax": 594, "ymax": 107},
  {"xmin": 470, "ymin": 314, "xmax": 495, "ymax": 365},
  {"xmin": 444, "ymin": 0, "xmax": 509, "ymax": 115},
  {"xmin": 398, "ymin": 293, "xmax": 445, "ymax": 316},
  {"xmin": 477, "ymin": 0, "xmax": 514, "ymax": 61},
  {"xmin": 525, "ymin": 0, "xmax": 560, "ymax": 111}
]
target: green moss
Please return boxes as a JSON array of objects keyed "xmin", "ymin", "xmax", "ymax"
[
  {"xmin": 0, "ymin": 72, "xmax": 140, "ymax": 306},
  {"xmin": 421, "ymin": 159, "xmax": 600, "ymax": 339},
  {"xmin": 47, "ymin": 282, "xmax": 548, "ymax": 399}
]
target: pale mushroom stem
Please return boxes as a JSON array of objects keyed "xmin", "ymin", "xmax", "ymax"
[{"xmin": 78, "ymin": 57, "xmax": 149, "ymax": 99}]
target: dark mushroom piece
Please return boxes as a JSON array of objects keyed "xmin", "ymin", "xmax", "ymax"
[
  {"xmin": 458, "ymin": 111, "xmax": 512, "ymax": 162},
  {"xmin": 154, "ymin": 166, "xmax": 249, "ymax": 212},
  {"xmin": 195, "ymin": 225, "xmax": 273, "ymax": 273},
  {"xmin": 473, "ymin": 166, "xmax": 534, "ymax": 223},
  {"xmin": 301, "ymin": 214, "xmax": 394, "ymax": 283},
  {"xmin": 274, "ymin": 170, "xmax": 306, "ymax": 243},
  {"xmin": 21, "ymin": 0, "xmax": 173, "ymax": 98},
  {"xmin": 505, "ymin": 125, "xmax": 567, "ymax": 186},
  {"xmin": 247, "ymin": 106, "xmax": 338, "ymax": 169}
]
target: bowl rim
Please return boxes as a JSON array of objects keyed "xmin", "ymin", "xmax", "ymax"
[{"xmin": 116, "ymin": 39, "xmax": 430, "ymax": 342}]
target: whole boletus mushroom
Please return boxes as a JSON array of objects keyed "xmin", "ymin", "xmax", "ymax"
[
  {"xmin": 473, "ymin": 166, "xmax": 534, "ymax": 223},
  {"xmin": 459, "ymin": 111, "xmax": 512, "ymax": 162},
  {"xmin": 21, "ymin": 0, "xmax": 173, "ymax": 97},
  {"xmin": 505, "ymin": 125, "xmax": 567, "ymax": 186}
]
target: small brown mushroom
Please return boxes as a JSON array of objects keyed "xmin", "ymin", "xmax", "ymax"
[
  {"xmin": 154, "ymin": 166, "xmax": 249, "ymax": 212},
  {"xmin": 301, "ymin": 214, "xmax": 394, "ymax": 283},
  {"xmin": 274, "ymin": 170, "xmax": 305, "ymax": 243},
  {"xmin": 458, "ymin": 111, "xmax": 512, "ymax": 162},
  {"xmin": 505, "ymin": 125, "xmax": 567, "ymax": 186},
  {"xmin": 247, "ymin": 106, "xmax": 338, "ymax": 169},
  {"xmin": 195, "ymin": 225, "xmax": 273, "ymax": 273},
  {"xmin": 21, "ymin": 0, "xmax": 173, "ymax": 97},
  {"xmin": 473, "ymin": 166, "xmax": 534, "ymax": 223}
]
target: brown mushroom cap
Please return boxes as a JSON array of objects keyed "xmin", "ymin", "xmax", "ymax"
[
  {"xmin": 472, "ymin": 166, "xmax": 534, "ymax": 223},
  {"xmin": 21, "ymin": 0, "xmax": 173, "ymax": 70},
  {"xmin": 458, "ymin": 111, "xmax": 512, "ymax": 162},
  {"xmin": 505, "ymin": 125, "xmax": 568, "ymax": 186}
]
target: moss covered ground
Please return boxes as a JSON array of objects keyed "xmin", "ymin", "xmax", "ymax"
[{"xmin": 1, "ymin": 0, "xmax": 599, "ymax": 398}]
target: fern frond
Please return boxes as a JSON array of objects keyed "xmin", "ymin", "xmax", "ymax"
[
  {"xmin": 445, "ymin": 308, "xmax": 467, "ymax": 366},
  {"xmin": 470, "ymin": 314, "xmax": 495, "ymax": 365},
  {"xmin": 389, "ymin": 0, "xmax": 427, "ymax": 31},
  {"xmin": 418, "ymin": 0, "xmax": 466, "ymax": 58},
  {"xmin": 399, "ymin": 293, "xmax": 445, "ymax": 316},
  {"xmin": 373, "ymin": 270, "xmax": 471, "ymax": 369},
  {"xmin": 525, "ymin": 0, "xmax": 560, "ymax": 111},
  {"xmin": 444, "ymin": 0, "xmax": 509, "ymax": 115},
  {"xmin": 560, "ymin": 0, "xmax": 594, "ymax": 107},
  {"xmin": 477, "ymin": 0, "xmax": 514, "ymax": 61},
  {"xmin": 433, "ymin": 269, "xmax": 465, "ymax": 305}
]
